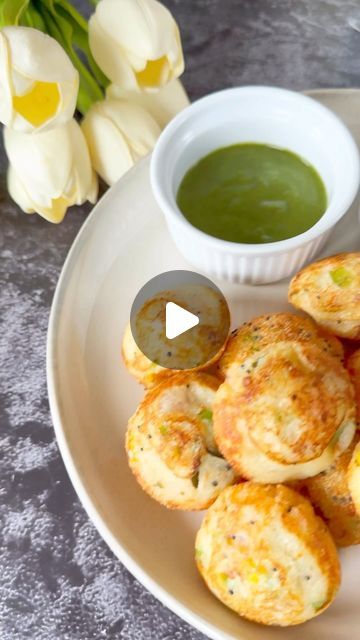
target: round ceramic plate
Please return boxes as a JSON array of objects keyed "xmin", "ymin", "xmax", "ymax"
[{"xmin": 47, "ymin": 89, "xmax": 360, "ymax": 640}]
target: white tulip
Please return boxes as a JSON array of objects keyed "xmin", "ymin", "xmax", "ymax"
[
  {"xmin": 106, "ymin": 78, "xmax": 189, "ymax": 128},
  {"xmin": 89, "ymin": 0, "xmax": 184, "ymax": 92},
  {"xmin": 81, "ymin": 98, "xmax": 161, "ymax": 186},
  {"xmin": 5, "ymin": 120, "xmax": 98, "ymax": 223},
  {"xmin": 0, "ymin": 26, "xmax": 79, "ymax": 133}
]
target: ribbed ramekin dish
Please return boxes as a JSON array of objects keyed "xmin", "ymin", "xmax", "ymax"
[{"xmin": 150, "ymin": 86, "xmax": 360, "ymax": 284}]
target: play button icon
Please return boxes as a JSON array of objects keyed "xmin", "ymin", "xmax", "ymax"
[
  {"xmin": 165, "ymin": 302, "xmax": 199, "ymax": 339},
  {"xmin": 130, "ymin": 270, "xmax": 230, "ymax": 370}
]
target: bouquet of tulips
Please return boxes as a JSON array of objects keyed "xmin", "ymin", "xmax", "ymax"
[{"xmin": 0, "ymin": 0, "xmax": 187, "ymax": 222}]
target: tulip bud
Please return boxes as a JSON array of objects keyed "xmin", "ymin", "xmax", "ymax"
[
  {"xmin": 89, "ymin": 0, "xmax": 184, "ymax": 93},
  {"xmin": 5, "ymin": 120, "xmax": 98, "ymax": 223},
  {"xmin": 106, "ymin": 78, "xmax": 189, "ymax": 128},
  {"xmin": 0, "ymin": 26, "xmax": 79, "ymax": 133},
  {"xmin": 81, "ymin": 99, "xmax": 161, "ymax": 186}
]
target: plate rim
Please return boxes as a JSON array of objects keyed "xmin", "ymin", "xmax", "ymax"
[
  {"xmin": 47, "ymin": 88, "xmax": 360, "ymax": 640},
  {"xmin": 46, "ymin": 158, "xmax": 239, "ymax": 640}
]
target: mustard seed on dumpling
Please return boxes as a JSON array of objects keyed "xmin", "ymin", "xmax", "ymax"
[
  {"xmin": 218, "ymin": 312, "xmax": 344, "ymax": 380},
  {"xmin": 214, "ymin": 341, "xmax": 356, "ymax": 483},
  {"xmin": 195, "ymin": 483, "xmax": 340, "ymax": 626}
]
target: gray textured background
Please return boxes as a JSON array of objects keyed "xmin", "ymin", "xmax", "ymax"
[{"xmin": 1, "ymin": 1, "xmax": 360, "ymax": 638}]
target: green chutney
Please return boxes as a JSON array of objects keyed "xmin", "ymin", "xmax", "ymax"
[{"xmin": 176, "ymin": 143, "xmax": 327, "ymax": 244}]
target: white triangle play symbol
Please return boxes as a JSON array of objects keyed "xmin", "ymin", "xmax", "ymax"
[{"xmin": 165, "ymin": 302, "xmax": 200, "ymax": 340}]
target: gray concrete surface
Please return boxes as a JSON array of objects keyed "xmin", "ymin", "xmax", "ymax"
[{"xmin": 1, "ymin": 1, "xmax": 360, "ymax": 638}]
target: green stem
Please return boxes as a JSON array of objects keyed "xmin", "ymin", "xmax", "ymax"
[
  {"xmin": 21, "ymin": 3, "xmax": 46, "ymax": 30},
  {"xmin": 0, "ymin": 0, "xmax": 30, "ymax": 27},
  {"xmin": 55, "ymin": 3, "xmax": 109, "ymax": 89},
  {"xmin": 36, "ymin": 0, "xmax": 105, "ymax": 114}
]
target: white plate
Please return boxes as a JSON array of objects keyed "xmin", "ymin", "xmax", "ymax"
[{"xmin": 47, "ymin": 90, "xmax": 360, "ymax": 640}]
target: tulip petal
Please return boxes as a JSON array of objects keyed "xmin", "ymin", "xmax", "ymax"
[
  {"xmin": 95, "ymin": 0, "xmax": 178, "ymax": 60},
  {"xmin": 68, "ymin": 119, "xmax": 98, "ymax": 204},
  {"xmin": 0, "ymin": 33, "xmax": 14, "ymax": 128},
  {"xmin": 37, "ymin": 198, "xmax": 68, "ymax": 222},
  {"xmin": 5, "ymin": 119, "xmax": 97, "ymax": 222},
  {"xmin": 36, "ymin": 196, "xmax": 70, "ymax": 224},
  {"xmin": 88, "ymin": 170, "xmax": 99, "ymax": 204},
  {"xmin": 135, "ymin": 55, "xmax": 171, "ymax": 89},
  {"xmin": 4, "ymin": 125, "xmax": 73, "ymax": 202},
  {"xmin": 3, "ymin": 26, "xmax": 77, "ymax": 82},
  {"xmin": 0, "ymin": 27, "xmax": 78, "ymax": 132},
  {"xmin": 168, "ymin": 24, "xmax": 185, "ymax": 78},
  {"xmin": 89, "ymin": 15, "xmax": 138, "ymax": 91},
  {"xmin": 102, "ymin": 99, "xmax": 161, "ymax": 157},
  {"xmin": 82, "ymin": 108, "xmax": 134, "ymax": 186},
  {"xmin": 7, "ymin": 165, "xmax": 35, "ymax": 214},
  {"xmin": 11, "ymin": 70, "xmax": 35, "ymax": 95},
  {"xmin": 82, "ymin": 98, "xmax": 161, "ymax": 185},
  {"xmin": 12, "ymin": 81, "xmax": 61, "ymax": 128},
  {"xmin": 8, "ymin": 167, "xmax": 69, "ymax": 225},
  {"xmin": 106, "ymin": 79, "xmax": 189, "ymax": 128},
  {"xmin": 89, "ymin": 0, "xmax": 184, "ymax": 91}
]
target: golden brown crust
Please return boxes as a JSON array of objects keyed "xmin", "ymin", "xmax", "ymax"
[
  {"xmin": 214, "ymin": 342, "xmax": 356, "ymax": 482},
  {"xmin": 132, "ymin": 285, "xmax": 229, "ymax": 373},
  {"xmin": 195, "ymin": 483, "xmax": 340, "ymax": 626},
  {"xmin": 288, "ymin": 253, "xmax": 360, "ymax": 339},
  {"xmin": 301, "ymin": 435, "xmax": 360, "ymax": 546},
  {"xmin": 347, "ymin": 348, "xmax": 360, "ymax": 424},
  {"xmin": 143, "ymin": 371, "xmax": 220, "ymax": 403},
  {"xmin": 121, "ymin": 322, "xmax": 174, "ymax": 388},
  {"xmin": 348, "ymin": 440, "xmax": 360, "ymax": 516},
  {"xmin": 122, "ymin": 321, "xmax": 227, "ymax": 388},
  {"xmin": 125, "ymin": 373, "xmax": 236, "ymax": 509},
  {"xmin": 217, "ymin": 312, "xmax": 344, "ymax": 379}
]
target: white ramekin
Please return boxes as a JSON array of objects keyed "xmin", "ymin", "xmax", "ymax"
[{"xmin": 150, "ymin": 86, "xmax": 360, "ymax": 284}]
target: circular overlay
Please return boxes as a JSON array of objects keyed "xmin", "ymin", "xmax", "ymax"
[{"xmin": 130, "ymin": 270, "xmax": 230, "ymax": 370}]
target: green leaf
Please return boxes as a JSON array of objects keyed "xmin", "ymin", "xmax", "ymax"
[
  {"xmin": 55, "ymin": 2, "xmax": 109, "ymax": 89},
  {"xmin": 54, "ymin": 0, "xmax": 88, "ymax": 32},
  {"xmin": 37, "ymin": 1, "xmax": 104, "ymax": 113},
  {"xmin": 21, "ymin": 4, "xmax": 46, "ymax": 31},
  {"xmin": 0, "ymin": 0, "xmax": 30, "ymax": 26}
]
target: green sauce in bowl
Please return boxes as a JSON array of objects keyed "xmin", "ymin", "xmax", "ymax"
[{"xmin": 176, "ymin": 143, "xmax": 327, "ymax": 244}]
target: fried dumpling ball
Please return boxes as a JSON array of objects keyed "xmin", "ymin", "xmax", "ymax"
[
  {"xmin": 348, "ymin": 439, "xmax": 360, "ymax": 516},
  {"xmin": 214, "ymin": 341, "xmax": 356, "ymax": 483},
  {"xmin": 195, "ymin": 483, "xmax": 340, "ymax": 626},
  {"xmin": 347, "ymin": 348, "xmax": 360, "ymax": 423},
  {"xmin": 122, "ymin": 322, "xmax": 173, "ymax": 388},
  {"xmin": 125, "ymin": 283, "xmax": 229, "ymax": 383},
  {"xmin": 126, "ymin": 373, "xmax": 235, "ymax": 510},
  {"xmin": 122, "ymin": 288, "xmax": 228, "ymax": 388},
  {"xmin": 218, "ymin": 312, "xmax": 344, "ymax": 380},
  {"xmin": 289, "ymin": 252, "xmax": 360, "ymax": 339},
  {"xmin": 301, "ymin": 435, "xmax": 360, "ymax": 546}
]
